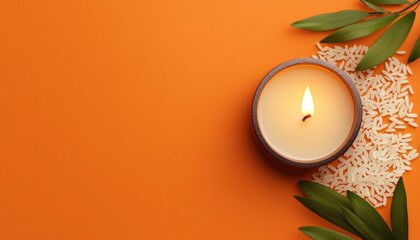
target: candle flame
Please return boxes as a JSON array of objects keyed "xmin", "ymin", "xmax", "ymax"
[{"xmin": 301, "ymin": 86, "xmax": 314, "ymax": 116}]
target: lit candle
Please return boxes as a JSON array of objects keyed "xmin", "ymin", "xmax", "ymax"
[
  {"xmin": 301, "ymin": 86, "xmax": 314, "ymax": 122},
  {"xmin": 252, "ymin": 58, "xmax": 362, "ymax": 168}
]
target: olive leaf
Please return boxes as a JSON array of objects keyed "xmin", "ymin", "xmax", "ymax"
[
  {"xmin": 294, "ymin": 196, "xmax": 361, "ymax": 237},
  {"xmin": 296, "ymin": 179, "xmax": 409, "ymax": 240},
  {"xmin": 357, "ymin": 11, "xmax": 416, "ymax": 70},
  {"xmin": 347, "ymin": 191, "xmax": 395, "ymax": 240},
  {"xmin": 291, "ymin": 0, "xmax": 420, "ymax": 70},
  {"xmin": 391, "ymin": 178, "xmax": 408, "ymax": 240},
  {"xmin": 365, "ymin": 0, "xmax": 409, "ymax": 5},
  {"xmin": 408, "ymin": 35, "xmax": 420, "ymax": 63},
  {"xmin": 292, "ymin": 10, "xmax": 369, "ymax": 31},
  {"xmin": 341, "ymin": 207, "xmax": 383, "ymax": 240},
  {"xmin": 298, "ymin": 180, "xmax": 352, "ymax": 209},
  {"xmin": 299, "ymin": 226, "xmax": 354, "ymax": 240},
  {"xmin": 361, "ymin": 0, "xmax": 386, "ymax": 12},
  {"xmin": 321, "ymin": 14, "xmax": 398, "ymax": 43}
]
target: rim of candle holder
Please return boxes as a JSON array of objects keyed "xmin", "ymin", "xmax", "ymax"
[{"xmin": 252, "ymin": 58, "xmax": 362, "ymax": 168}]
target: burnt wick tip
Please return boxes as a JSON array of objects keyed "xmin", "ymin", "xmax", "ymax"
[{"xmin": 302, "ymin": 114, "xmax": 312, "ymax": 122}]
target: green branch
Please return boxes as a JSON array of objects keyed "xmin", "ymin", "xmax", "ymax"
[
  {"xmin": 291, "ymin": 0, "xmax": 420, "ymax": 69},
  {"xmin": 369, "ymin": 0, "xmax": 420, "ymax": 15}
]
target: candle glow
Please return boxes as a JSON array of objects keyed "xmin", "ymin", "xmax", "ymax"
[{"xmin": 255, "ymin": 63, "xmax": 357, "ymax": 163}]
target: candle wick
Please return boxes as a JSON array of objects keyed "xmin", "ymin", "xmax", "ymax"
[{"xmin": 302, "ymin": 114, "xmax": 312, "ymax": 122}]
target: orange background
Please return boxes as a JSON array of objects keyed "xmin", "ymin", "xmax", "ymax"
[{"xmin": 1, "ymin": 0, "xmax": 420, "ymax": 239}]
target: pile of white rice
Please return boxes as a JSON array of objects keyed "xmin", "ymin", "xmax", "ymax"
[{"xmin": 311, "ymin": 43, "xmax": 418, "ymax": 207}]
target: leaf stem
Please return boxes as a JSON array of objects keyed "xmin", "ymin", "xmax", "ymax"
[{"xmin": 369, "ymin": 0, "xmax": 420, "ymax": 15}]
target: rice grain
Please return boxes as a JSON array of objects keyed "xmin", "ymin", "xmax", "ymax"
[{"xmin": 311, "ymin": 43, "xmax": 418, "ymax": 207}]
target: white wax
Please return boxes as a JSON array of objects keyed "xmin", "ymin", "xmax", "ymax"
[{"xmin": 257, "ymin": 64, "xmax": 355, "ymax": 163}]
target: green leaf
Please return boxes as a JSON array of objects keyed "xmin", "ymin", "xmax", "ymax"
[
  {"xmin": 341, "ymin": 207, "xmax": 383, "ymax": 240},
  {"xmin": 365, "ymin": 0, "xmax": 409, "ymax": 5},
  {"xmin": 408, "ymin": 35, "xmax": 420, "ymax": 63},
  {"xmin": 292, "ymin": 10, "xmax": 369, "ymax": 31},
  {"xmin": 357, "ymin": 11, "xmax": 416, "ymax": 71},
  {"xmin": 347, "ymin": 191, "xmax": 395, "ymax": 240},
  {"xmin": 391, "ymin": 178, "xmax": 408, "ymax": 240},
  {"xmin": 295, "ymin": 196, "xmax": 361, "ymax": 237},
  {"xmin": 361, "ymin": 0, "xmax": 386, "ymax": 12},
  {"xmin": 298, "ymin": 180, "xmax": 352, "ymax": 209},
  {"xmin": 321, "ymin": 14, "xmax": 398, "ymax": 43},
  {"xmin": 299, "ymin": 226, "xmax": 354, "ymax": 240}
]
